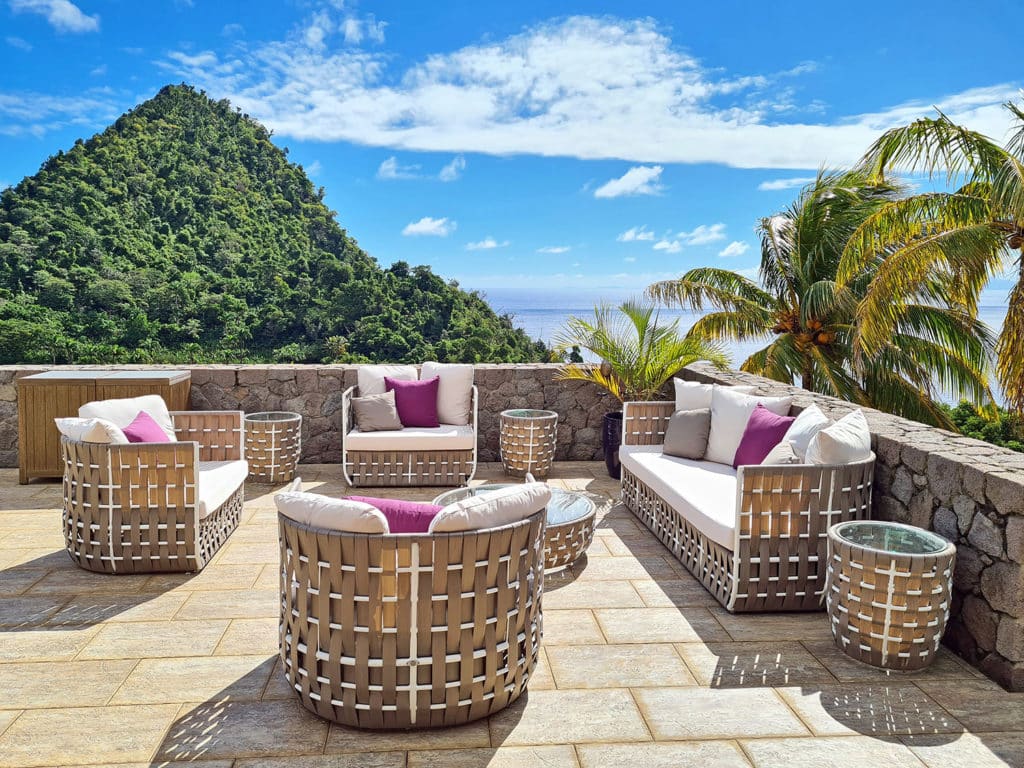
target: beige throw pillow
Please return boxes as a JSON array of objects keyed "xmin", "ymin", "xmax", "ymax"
[
  {"xmin": 662, "ymin": 408, "xmax": 711, "ymax": 460},
  {"xmin": 351, "ymin": 390, "xmax": 403, "ymax": 432},
  {"xmin": 429, "ymin": 482, "xmax": 552, "ymax": 533},
  {"xmin": 79, "ymin": 394, "xmax": 177, "ymax": 441},
  {"xmin": 805, "ymin": 409, "xmax": 872, "ymax": 465},
  {"xmin": 421, "ymin": 361, "xmax": 474, "ymax": 425},
  {"xmin": 760, "ymin": 440, "xmax": 799, "ymax": 465},
  {"xmin": 674, "ymin": 379, "xmax": 755, "ymax": 411},
  {"xmin": 55, "ymin": 417, "xmax": 129, "ymax": 444},
  {"xmin": 356, "ymin": 365, "xmax": 417, "ymax": 396},
  {"xmin": 274, "ymin": 491, "xmax": 389, "ymax": 533},
  {"xmin": 705, "ymin": 388, "xmax": 794, "ymax": 466}
]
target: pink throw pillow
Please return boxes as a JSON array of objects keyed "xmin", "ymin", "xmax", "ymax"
[
  {"xmin": 385, "ymin": 375, "xmax": 440, "ymax": 428},
  {"xmin": 733, "ymin": 404, "xmax": 795, "ymax": 468},
  {"xmin": 346, "ymin": 496, "xmax": 442, "ymax": 534},
  {"xmin": 123, "ymin": 410, "xmax": 173, "ymax": 443}
]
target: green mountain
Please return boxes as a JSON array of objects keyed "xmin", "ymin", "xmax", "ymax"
[{"xmin": 0, "ymin": 84, "xmax": 547, "ymax": 365}]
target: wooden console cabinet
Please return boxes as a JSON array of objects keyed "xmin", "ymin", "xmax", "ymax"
[{"xmin": 17, "ymin": 370, "xmax": 191, "ymax": 483}]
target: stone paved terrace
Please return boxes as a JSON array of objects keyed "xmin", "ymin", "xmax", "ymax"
[{"xmin": 2, "ymin": 463, "xmax": 1024, "ymax": 768}]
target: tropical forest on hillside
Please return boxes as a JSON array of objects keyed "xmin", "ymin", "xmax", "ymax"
[{"xmin": 0, "ymin": 84, "xmax": 547, "ymax": 365}]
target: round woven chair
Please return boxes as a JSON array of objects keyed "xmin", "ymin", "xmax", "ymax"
[{"xmin": 278, "ymin": 509, "xmax": 545, "ymax": 729}]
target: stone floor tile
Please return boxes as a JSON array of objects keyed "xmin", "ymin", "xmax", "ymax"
[
  {"xmin": 600, "ymin": 536, "xmax": 675, "ymax": 558},
  {"xmin": 488, "ymin": 689, "xmax": 650, "ymax": 746},
  {"xmin": 111, "ymin": 654, "xmax": 276, "ymax": 705},
  {"xmin": 595, "ymin": 607, "xmax": 729, "ymax": 643},
  {"xmin": 0, "ymin": 711, "xmax": 20, "ymax": 740},
  {"xmin": 174, "ymin": 589, "xmax": 279, "ymax": 620},
  {"xmin": 529, "ymin": 648, "xmax": 556, "ymax": 690},
  {"xmin": 577, "ymin": 740, "xmax": 753, "ymax": 768},
  {"xmin": 237, "ymin": 756, "xmax": 406, "ymax": 768},
  {"xmin": 156, "ymin": 698, "xmax": 330, "ymax": 761},
  {"xmin": 740, "ymin": 734, "xmax": 928, "ymax": 768},
  {"xmin": 547, "ymin": 643, "xmax": 696, "ymax": 689},
  {"xmin": 676, "ymin": 641, "xmax": 836, "ymax": 687},
  {"xmin": 541, "ymin": 609, "xmax": 606, "ymax": 645},
  {"xmin": 0, "ymin": 567, "xmax": 50, "ymax": 596},
  {"xmin": 777, "ymin": 684, "xmax": 963, "ymax": 738},
  {"xmin": 215, "ymin": 617, "xmax": 280, "ymax": 655},
  {"xmin": 326, "ymin": 719, "xmax": 490, "ymax": 753},
  {"xmin": 0, "ymin": 626, "xmax": 99, "ymax": 662},
  {"xmin": 629, "ymin": 578, "xmax": 718, "ymax": 607},
  {"xmin": 715, "ymin": 612, "xmax": 833, "ymax": 643},
  {"xmin": 254, "ymin": 562, "xmax": 282, "ymax": 589},
  {"xmin": 0, "ymin": 703, "xmax": 180, "ymax": 768},
  {"xmin": 570, "ymin": 554, "xmax": 680, "ymax": 582},
  {"xmin": 45, "ymin": 591, "xmax": 189, "ymax": 626},
  {"xmin": 212, "ymin": 540, "xmax": 281, "ymax": 566},
  {"xmin": 0, "ymin": 658, "xmax": 137, "ymax": 708},
  {"xmin": 408, "ymin": 745, "xmax": 580, "ymax": 767},
  {"xmin": 634, "ymin": 687, "xmax": 808, "ymax": 740},
  {"xmin": 262, "ymin": 658, "xmax": 295, "ymax": 700},
  {"xmin": 78, "ymin": 619, "xmax": 230, "ymax": 660},
  {"xmin": 542, "ymin": 580, "xmax": 643, "ymax": 610},
  {"xmin": 141, "ymin": 563, "xmax": 264, "ymax": 593},
  {"xmin": 0, "ymin": 595, "xmax": 67, "ymax": 627},
  {"xmin": 802, "ymin": 640, "xmax": 982, "ymax": 683},
  {"xmin": 901, "ymin": 731, "xmax": 1024, "ymax": 768},
  {"xmin": 0, "ymin": 548, "xmax": 66, "ymax": 569},
  {"xmin": 25, "ymin": 567, "xmax": 148, "ymax": 595},
  {"xmin": 913, "ymin": 679, "xmax": 1024, "ymax": 732},
  {"xmin": 0, "ymin": 527, "xmax": 65, "ymax": 548}
]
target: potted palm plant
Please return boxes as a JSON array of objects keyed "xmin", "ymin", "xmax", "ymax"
[{"xmin": 554, "ymin": 299, "xmax": 728, "ymax": 478}]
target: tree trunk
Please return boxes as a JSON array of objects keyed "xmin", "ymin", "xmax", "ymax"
[{"xmin": 801, "ymin": 361, "xmax": 814, "ymax": 392}]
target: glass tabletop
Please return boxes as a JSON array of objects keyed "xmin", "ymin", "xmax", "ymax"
[
  {"xmin": 432, "ymin": 484, "xmax": 595, "ymax": 526},
  {"xmin": 245, "ymin": 411, "xmax": 301, "ymax": 422},
  {"xmin": 833, "ymin": 521, "xmax": 949, "ymax": 555},
  {"xmin": 501, "ymin": 409, "xmax": 557, "ymax": 419}
]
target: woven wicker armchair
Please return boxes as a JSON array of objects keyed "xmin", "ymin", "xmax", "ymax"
[
  {"xmin": 278, "ymin": 508, "xmax": 545, "ymax": 729},
  {"xmin": 621, "ymin": 400, "xmax": 875, "ymax": 612},
  {"xmin": 61, "ymin": 410, "xmax": 245, "ymax": 574},
  {"xmin": 340, "ymin": 385, "xmax": 478, "ymax": 487}
]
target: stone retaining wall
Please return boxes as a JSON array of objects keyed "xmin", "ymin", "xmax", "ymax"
[{"xmin": 680, "ymin": 362, "xmax": 1024, "ymax": 691}]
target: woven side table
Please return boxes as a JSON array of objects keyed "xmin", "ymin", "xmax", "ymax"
[
  {"xmin": 825, "ymin": 521, "xmax": 956, "ymax": 671},
  {"xmin": 245, "ymin": 411, "xmax": 302, "ymax": 484},
  {"xmin": 499, "ymin": 409, "xmax": 558, "ymax": 479}
]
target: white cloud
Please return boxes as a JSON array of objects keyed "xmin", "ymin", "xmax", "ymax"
[
  {"xmin": 679, "ymin": 223, "xmax": 726, "ymax": 245},
  {"xmin": 165, "ymin": 50, "xmax": 218, "ymax": 68},
  {"xmin": 594, "ymin": 165, "xmax": 664, "ymax": 198},
  {"xmin": 758, "ymin": 176, "xmax": 815, "ymax": 191},
  {"xmin": 221, "ymin": 23, "xmax": 244, "ymax": 37},
  {"xmin": 466, "ymin": 237, "xmax": 509, "ymax": 250},
  {"xmin": 304, "ymin": 10, "xmax": 333, "ymax": 50},
  {"xmin": 89, "ymin": 64, "xmax": 106, "ymax": 77},
  {"xmin": 624, "ymin": 256, "xmax": 637, "ymax": 263},
  {"xmin": 6, "ymin": 36, "xmax": 32, "ymax": 51},
  {"xmin": 538, "ymin": 245, "xmax": 571, "ymax": 254},
  {"xmin": 719, "ymin": 240, "xmax": 750, "ymax": 257},
  {"xmin": 9, "ymin": 0, "xmax": 99, "ymax": 33},
  {"xmin": 377, "ymin": 156, "xmax": 421, "ymax": 180},
  {"xmin": 402, "ymin": 216, "xmax": 455, "ymax": 237},
  {"xmin": 617, "ymin": 225, "xmax": 654, "ymax": 242},
  {"xmin": 0, "ymin": 89, "xmax": 119, "ymax": 136},
  {"xmin": 342, "ymin": 15, "xmax": 386, "ymax": 45},
  {"xmin": 152, "ymin": 15, "xmax": 1022, "ymax": 170},
  {"xmin": 653, "ymin": 239, "xmax": 681, "ymax": 253},
  {"xmin": 439, "ymin": 154, "xmax": 465, "ymax": 182},
  {"xmin": 305, "ymin": 160, "xmax": 322, "ymax": 176}
]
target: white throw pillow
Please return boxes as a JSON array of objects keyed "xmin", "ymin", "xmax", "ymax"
[
  {"xmin": 357, "ymin": 365, "xmax": 417, "ymax": 396},
  {"xmin": 421, "ymin": 362, "xmax": 474, "ymax": 425},
  {"xmin": 805, "ymin": 409, "xmax": 872, "ymax": 465},
  {"xmin": 79, "ymin": 395, "xmax": 176, "ymax": 441},
  {"xmin": 54, "ymin": 417, "xmax": 129, "ymax": 444},
  {"xmin": 705, "ymin": 388, "xmax": 794, "ymax": 466},
  {"xmin": 673, "ymin": 379, "xmax": 754, "ymax": 411},
  {"xmin": 783, "ymin": 404, "xmax": 831, "ymax": 461},
  {"xmin": 275, "ymin": 491, "xmax": 389, "ymax": 533},
  {"xmin": 429, "ymin": 482, "xmax": 552, "ymax": 533}
]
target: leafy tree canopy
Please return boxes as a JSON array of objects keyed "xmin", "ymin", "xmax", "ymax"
[{"xmin": 0, "ymin": 84, "xmax": 546, "ymax": 365}]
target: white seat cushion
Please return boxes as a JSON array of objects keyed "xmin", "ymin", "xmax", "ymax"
[
  {"xmin": 620, "ymin": 444, "xmax": 737, "ymax": 549},
  {"xmin": 79, "ymin": 395, "xmax": 176, "ymax": 441},
  {"xmin": 345, "ymin": 424, "xmax": 475, "ymax": 452},
  {"xmin": 197, "ymin": 460, "xmax": 248, "ymax": 518},
  {"xmin": 429, "ymin": 482, "xmax": 551, "ymax": 533},
  {"xmin": 357, "ymin": 365, "xmax": 417, "ymax": 396},
  {"xmin": 274, "ymin": 491, "xmax": 388, "ymax": 533}
]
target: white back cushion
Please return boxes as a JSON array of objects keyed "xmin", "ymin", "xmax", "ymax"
[
  {"xmin": 55, "ymin": 417, "xmax": 128, "ymax": 444},
  {"xmin": 805, "ymin": 409, "xmax": 872, "ymax": 465},
  {"xmin": 783, "ymin": 404, "xmax": 831, "ymax": 460},
  {"xmin": 674, "ymin": 379, "xmax": 754, "ymax": 411},
  {"xmin": 429, "ymin": 482, "xmax": 552, "ymax": 533},
  {"xmin": 705, "ymin": 388, "xmax": 794, "ymax": 466},
  {"xmin": 421, "ymin": 362, "xmax": 474, "ymax": 425},
  {"xmin": 275, "ymin": 491, "xmax": 389, "ymax": 533},
  {"xmin": 357, "ymin": 365, "xmax": 417, "ymax": 396},
  {"xmin": 79, "ymin": 395, "xmax": 176, "ymax": 441}
]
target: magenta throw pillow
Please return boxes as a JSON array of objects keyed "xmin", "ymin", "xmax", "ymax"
[
  {"xmin": 123, "ymin": 410, "xmax": 173, "ymax": 443},
  {"xmin": 346, "ymin": 496, "xmax": 442, "ymax": 534},
  {"xmin": 733, "ymin": 404, "xmax": 795, "ymax": 468},
  {"xmin": 385, "ymin": 375, "xmax": 440, "ymax": 427}
]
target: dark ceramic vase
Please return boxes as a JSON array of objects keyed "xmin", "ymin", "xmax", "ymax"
[{"xmin": 603, "ymin": 411, "xmax": 623, "ymax": 479}]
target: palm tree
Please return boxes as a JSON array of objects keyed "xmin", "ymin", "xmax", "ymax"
[
  {"xmin": 647, "ymin": 171, "xmax": 995, "ymax": 428},
  {"xmin": 553, "ymin": 299, "xmax": 728, "ymax": 403},
  {"xmin": 837, "ymin": 100, "xmax": 1024, "ymax": 411}
]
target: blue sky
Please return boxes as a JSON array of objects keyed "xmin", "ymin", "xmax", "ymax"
[{"xmin": 0, "ymin": 0, "xmax": 1018, "ymax": 311}]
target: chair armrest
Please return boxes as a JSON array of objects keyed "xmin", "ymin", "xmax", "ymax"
[
  {"xmin": 622, "ymin": 401, "xmax": 674, "ymax": 446},
  {"xmin": 469, "ymin": 385, "xmax": 479, "ymax": 432},
  {"xmin": 341, "ymin": 386, "xmax": 356, "ymax": 438},
  {"xmin": 171, "ymin": 411, "xmax": 243, "ymax": 461}
]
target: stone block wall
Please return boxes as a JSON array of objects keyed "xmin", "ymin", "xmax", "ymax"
[{"xmin": 680, "ymin": 362, "xmax": 1024, "ymax": 691}]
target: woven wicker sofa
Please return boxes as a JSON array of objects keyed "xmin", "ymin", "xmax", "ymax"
[
  {"xmin": 276, "ymin": 484, "xmax": 547, "ymax": 728},
  {"xmin": 341, "ymin": 364, "xmax": 478, "ymax": 487},
  {"xmin": 621, "ymin": 400, "xmax": 875, "ymax": 612},
  {"xmin": 61, "ymin": 408, "xmax": 246, "ymax": 574}
]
